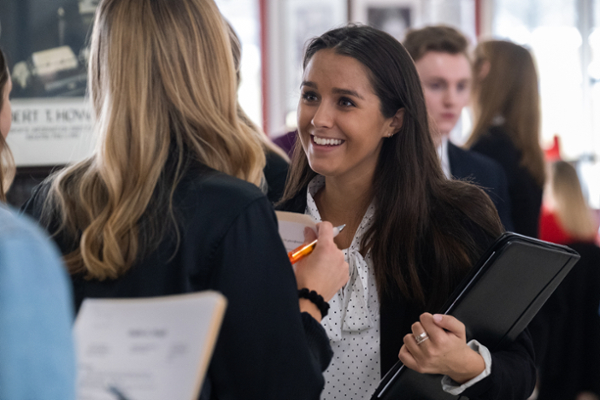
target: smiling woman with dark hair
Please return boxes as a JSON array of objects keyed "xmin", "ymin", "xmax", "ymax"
[{"xmin": 279, "ymin": 24, "xmax": 536, "ymax": 400}]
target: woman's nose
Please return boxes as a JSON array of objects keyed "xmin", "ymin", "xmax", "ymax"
[{"xmin": 311, "ymin": 102, "xmax": 334, "ymax": 128}]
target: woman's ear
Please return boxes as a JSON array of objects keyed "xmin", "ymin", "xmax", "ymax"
[
  {"xmin": 385, "ymin": 108, "xmax": 405, "ymax": 137},
  {"xmin": 477, "ymin": 60, "xmax": 491, "ymax": 81}
]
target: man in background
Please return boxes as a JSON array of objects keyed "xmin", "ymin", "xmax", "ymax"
[{"xmin": 404, "ymin": 26, "xmax": 513, "ymax": 230}]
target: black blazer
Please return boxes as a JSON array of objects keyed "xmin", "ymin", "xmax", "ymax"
[
  {"xmin": 263, "ymin": 150, "xmax": 289, "ymax": 204},
  {"xmin": 536, "ymin": 242, "xmax": 600, "ymax": 400},
  {"xmin": 278, "ymin": 188, "xmax": 536, "ymax": 400},
  {"xmin": 23, "ymin": 165, "xmax": 332, "ymax": 400},
  {"xmin": 470, "ymin": 126, "xmax": 543, "ymax": 238},
  {"xmin": 447, "ymin": 141, "xmax": 514, "ymax": 231}
]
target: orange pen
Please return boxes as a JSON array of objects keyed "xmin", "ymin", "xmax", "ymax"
[{"xmin": 288, "ymin": 224, "xmax": 345, "ymax": 264}]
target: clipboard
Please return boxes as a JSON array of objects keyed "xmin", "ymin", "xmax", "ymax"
[
  {"xmin": 371, "ymin": 232, "xmax": 581, "ymax": 400},
  {"xmin": 74, "ymin": 291, "xmax": 227, "ymax": 400}
]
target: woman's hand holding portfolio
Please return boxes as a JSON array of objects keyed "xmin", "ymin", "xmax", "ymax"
[
  {"xmin": 398, "ymin": 313, "xmax": 486, "ymax": 384},
  {"xmin": 294, "ymin": 222, "xmax": 348, "ymax": 321}
]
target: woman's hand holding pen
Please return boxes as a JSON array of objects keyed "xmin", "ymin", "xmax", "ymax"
[
  {"xmin": 294, "ymin": 222, "xmax": 348, "ymax": 321},
  {"xmin": 398, "ymin": 313, "xmax": 486, "ymax": 384}
]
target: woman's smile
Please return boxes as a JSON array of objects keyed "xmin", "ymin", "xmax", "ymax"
[{"xmin": 311, "ymin": 134, "xmax": 345, "ymax": 147}]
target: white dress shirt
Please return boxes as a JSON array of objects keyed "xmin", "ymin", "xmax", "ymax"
[
  {"xmin": 436, "ymin": 135, "xmax": 452, "ymax": 179},
  {"xmin": 304, "ymin": 176, "xmax": 491, "ymax": 400},
  {"xmin": 306, "ymin": 176, "xmax": 381, "ymax": 400}
]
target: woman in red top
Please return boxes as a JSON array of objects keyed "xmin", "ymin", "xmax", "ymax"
[{"xmin": 539, "ymin": 161, "xmax": 598, "ymax": 244}]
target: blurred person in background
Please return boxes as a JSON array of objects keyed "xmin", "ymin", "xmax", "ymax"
[
  {"xmin": 0, "ymin": 47, "xmax": 75, "ymax": 400},
  {"xmin": 536, "ymin": 162, "xmax": 600, "ymax": 400},
  {"xmin": 467, "ymin": 40, "xmax": 545, "ymax": 238},
  {"xmin": 539, "ymin": 161, "xmax": 598, "ymax": 245},
  {"xmin": 403, "ymin": 25, "xmax": 513, "ymax": 231},
  {"xmin": 467, "ymin": 39, "xmax": 549, "ymax": 382}
]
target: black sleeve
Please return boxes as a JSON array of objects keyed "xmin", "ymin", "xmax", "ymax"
[
  {"xmin": 300, "ymin": 312, "xmax": 334, "ymax": 372},
  {"xmin": 462, "ymin": 329, "xmax": 537, "ymax": 400},
  {"xmin": 263, "ymin": 150, "xmax": 290, "ymax": 204},
  {"xmin": 201, "ymin": 196, "xmax": 330, "ymax": 400}
]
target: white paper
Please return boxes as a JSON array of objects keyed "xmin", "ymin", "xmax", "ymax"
[
  {"xmin": 74, "ymin": 292, "xmax": 226, "ymax": 400},
  {"xmin": 275, "ymin": 211, "xmax": 318, "ymax": 252}
]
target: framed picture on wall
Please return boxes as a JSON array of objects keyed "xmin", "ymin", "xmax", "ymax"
[
  {"xmin": 0, "ymin": 0, "xmax": 97, "ymax": 167},
  {"xmin": 350, "ymin": 0, "xmax": 422, "ymax": 42}
]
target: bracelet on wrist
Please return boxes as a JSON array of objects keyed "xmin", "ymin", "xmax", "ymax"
[{"xmin": 298, "ymin": 288, "xmax": 330, "ymax": 318}]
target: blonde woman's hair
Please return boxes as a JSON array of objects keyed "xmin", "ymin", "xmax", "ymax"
[
  {"xmin": 0, "ymin": 50, "xmax": 15, "ymax": 201},
  {"xmin": 466, "ymin": 40, "xmax": 545, "ymax": 187},
  {"xmin": 550, "ymin": 161, "xmax": 598, "ymax": 241},
  {"xmin": 44, "ymin": 0, "xmax": 266, "ymax": 280}
]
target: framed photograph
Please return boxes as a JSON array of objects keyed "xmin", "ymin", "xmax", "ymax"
[
  {"xmin": 0, "ymin": 0, "xmax": 98, "ymax": 167},
  {"xmin": 350, "ymin": 0, "xmax": 422, "ymax": 42}
]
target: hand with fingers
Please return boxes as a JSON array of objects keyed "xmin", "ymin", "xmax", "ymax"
[{"xmin": 398, "ymin": 313, "xmax": 486, "ymax": 384}]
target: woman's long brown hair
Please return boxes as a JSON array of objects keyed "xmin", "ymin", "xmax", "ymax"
[
  {"xmin": 281, "ymin": 25, "xmax": 503, "ymax": 311},
  {"xmin": 467, "ymin": 40, "xmax": 545, "ymax": 187}
]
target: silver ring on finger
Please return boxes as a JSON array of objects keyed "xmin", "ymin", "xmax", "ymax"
[{"xmin": 414, "ymin": 331, "xmax": 429, "ymax": 345}]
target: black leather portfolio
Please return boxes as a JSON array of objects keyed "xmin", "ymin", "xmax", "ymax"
[{"xmin": 371, "ymin": 232, "xmax": 581, "ymax": 400}]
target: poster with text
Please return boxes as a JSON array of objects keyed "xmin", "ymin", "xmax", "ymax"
[{"xmin": 0, "ymin": 0, "xmax": 98, "ymax": 166}]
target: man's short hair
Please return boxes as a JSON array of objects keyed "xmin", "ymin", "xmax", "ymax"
[{"xmin": 403, "ymin": 25, "xmax": 469, "ymax": 63}]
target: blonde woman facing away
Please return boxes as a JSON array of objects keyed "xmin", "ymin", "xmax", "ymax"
[{"xmin": 22, "ymin": 1, "xmax": 348, "ymax": 399}]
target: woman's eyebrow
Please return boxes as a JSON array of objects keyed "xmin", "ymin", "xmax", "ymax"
[
  {"xmin": 332, "ymin": 88, "xmax": 364, "ymax": 100},
  {"xmin": 300, "ymin": 82, "xmax": 364, "ymax": 100},
  {"xmin": 300, "ymin": 81, "xmax": 317, "ymax": 89}
]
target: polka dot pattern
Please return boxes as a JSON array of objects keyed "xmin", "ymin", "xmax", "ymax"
[{"xmin": 306, "ymin": 176, "xmax": 381, "ymax": 400}]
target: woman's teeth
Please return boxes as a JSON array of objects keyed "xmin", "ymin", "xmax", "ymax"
[{"xmin": 313, "ymin": 136, "xmax": 343, "ymax": 146}]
